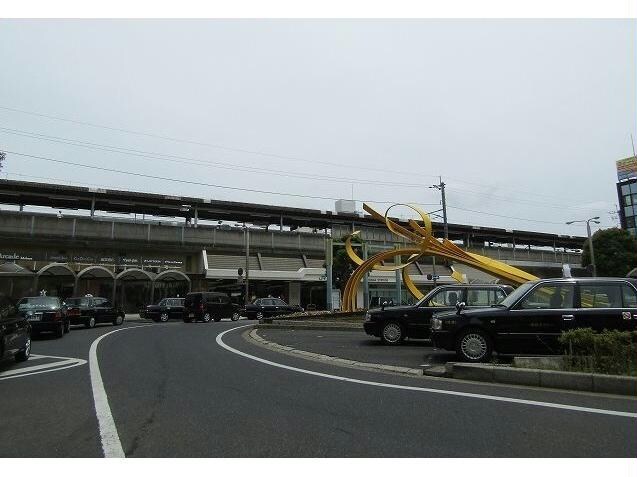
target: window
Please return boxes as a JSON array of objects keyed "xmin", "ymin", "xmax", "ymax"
[
  {"xmin": 627, "ymin": 216, "xmax": 636, "ymax": 229},
  {"xmin": 428, "ymin": 288, "xmax": 462, "ymax": 307},
  {"xmin": 622, "ymin": 285, "xmax": 637, "ymax": 308},
  {"xmin": 158, "ymin": 298, "xmax": 167, "ymax": 306},
  {"xmin": 93, "ymin": 298, "xmax": 106, "ymax": 306},
  {"xmin": 517, "ymin": 284, "xmax": 575, "ymax": 309},
  {"xmin": 466, "ymin": 288, "xmax": 508, "ymax": 306},
  {"xmin": 494, "ymin": 289, "xmax": 506, "ymax": 303},
  {"xmin": 624, "ymin": 206, "xmax": 634, "ymax": 218},
  {"xmin": 272, "ymin": 299, "xmax": 286, "ymax": 306},
  {"xmin": 466, "ymin": 289, "xmax": 490, "ymax": 306},
  {"xmin": 631, "ymin": 182, "xmax": 637, "ymax": 194},
  {"xmin": 625, "ymin": 194, "xmax": 633, "ymax": 206},
  {"xmin": 580, "ymin": 284, "xmax": 622, "ymax": 308}
]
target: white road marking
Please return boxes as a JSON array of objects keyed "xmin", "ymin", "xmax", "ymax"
[
  {"xmin": 0, "ymin": 354, "xmax": 87, "ymax": 381},
  {"xmin": 89, "ymin": 325, "xmax": 151, "ymax": 458},
  {"xmin": 217, "ymin": 325, "xmax": 637, "ymax": 419}
]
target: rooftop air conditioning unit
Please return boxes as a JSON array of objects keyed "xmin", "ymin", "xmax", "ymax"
[{"xmin": 335, "ymin": 199, "xmax": 357, "ymax": 215}]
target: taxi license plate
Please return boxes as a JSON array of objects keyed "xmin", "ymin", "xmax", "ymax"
[
  {"xmin": 28, "ymin": 314, "xmax": 42, "ymax": 322},
  {"xmin": 189, "ymin": 313, "xmax": 194, "ymax": 318}
]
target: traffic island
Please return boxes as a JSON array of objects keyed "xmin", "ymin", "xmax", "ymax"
[
  {"xmin": 257, "ymin": 310, "xmax": 365, "ymax": 331},
  {"xmin": 256, "ymin": 320, "xmax": 363, "ymax": 332},
  {"xmin": 245, "ymin": 327, "xmax": 637, "ymax": 396},
  {"xmin": 246, "ymin": 328, "xmax": 422, "ymax": 377}
]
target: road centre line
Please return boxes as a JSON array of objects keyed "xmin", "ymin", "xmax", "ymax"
[
  {"xmin": 89, "ymin": 325, "xmax": 151, "ymax": 458},
  {"xmin": 217, "ymin": 325, "xmax": 637, "ymax": 420}
]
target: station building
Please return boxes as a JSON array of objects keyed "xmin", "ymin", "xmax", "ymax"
[{"xmin": 0, "ymin": 180, "xmax": 586, "ymax": 311}]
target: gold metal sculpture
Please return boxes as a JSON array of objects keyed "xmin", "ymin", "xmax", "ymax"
[{"xmin": 341, "ymin": 203, "xmax": 538, "ymax": 311}]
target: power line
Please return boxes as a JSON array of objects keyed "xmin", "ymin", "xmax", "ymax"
[
  {"xmin": 0, "ymin": 105, "xmax": 612, "ymax": 210},
  {"xmin": 447, "ymin": 205, "xmax": 567, "ymax": 225},
  {"xmin": 3, "ymin": 149, "xmax": 588, "ymax": 228},
  {"xmin": 0, "ymin": 104, "xmax": 442, "ymax": 180},
  {"xmin": 1, "ymin": 125, "xmax": 616, "ymax": 213},
  {"xmin": 445, "ymin": 185, "xmax": 612, "ymax": 213},
  {"xmin": 0, "ymin": 126, "xmax": 431, "ymax": 189},
  {"xmin": 1, "ymin": 149, "xmax": 440, "ymax": 206}
]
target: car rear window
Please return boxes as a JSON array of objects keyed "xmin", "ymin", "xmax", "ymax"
[{"xmin": 17, "ymin": 297, "xmax": 61, "ymax": 309}]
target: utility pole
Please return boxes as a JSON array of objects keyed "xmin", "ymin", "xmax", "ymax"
[
  {"xmin": 430, "ymin": 177, "xmax": 449, "ymax": 239},
  {"xmin": 325, "ymin": 238, "xmax": 333, "ymax": 311},
  {"xmin": 244, "ymin": 226, "xmax": 250, "ymax": 305}
]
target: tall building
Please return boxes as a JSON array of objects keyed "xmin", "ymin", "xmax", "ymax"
[{"xmin": 616, "ymin": 156, "xmax": 637, "ymax": 236}]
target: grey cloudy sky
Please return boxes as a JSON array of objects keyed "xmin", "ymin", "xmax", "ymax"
[{"xmin": 0, "ymin": 19, "xmax": 635, "ymax": 235}]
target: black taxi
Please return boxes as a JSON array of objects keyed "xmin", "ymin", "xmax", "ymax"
[
  {"xmin": 364, "ymin": 284, "xmax": 513, "ymax": 345},
  {"xmin": 430, "ymin": 278, "xmax": 637, "ymax": 362}
]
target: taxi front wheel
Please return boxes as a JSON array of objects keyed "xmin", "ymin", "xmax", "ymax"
[
  {"xmin": 456, "ymin": 328, "xmax": 493, "ymax": 362},
  {"xmin": 380, "ymin": 321, "xmax": 404, "ymax": 345}
]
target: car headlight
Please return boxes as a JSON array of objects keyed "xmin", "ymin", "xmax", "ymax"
[{"xmin": 431, "ymin": 318, "xmax": 442, "ymax": 330}]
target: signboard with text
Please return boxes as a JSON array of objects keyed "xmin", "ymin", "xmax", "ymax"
[{"xmin": 617, "ymin": 156, "xmax": 637, "ymax": 181}]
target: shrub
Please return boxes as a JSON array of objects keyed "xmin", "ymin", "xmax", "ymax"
[{"xmin": 559, "ymin": 328, "xmax": 637, "ymax": 376}]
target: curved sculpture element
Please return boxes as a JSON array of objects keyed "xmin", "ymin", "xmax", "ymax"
[{"xmin": 341, "ymin": 203, "xmax": 539, "ymax": 311}]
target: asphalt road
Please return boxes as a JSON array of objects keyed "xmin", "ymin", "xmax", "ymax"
[{"xmin": 1, "ymin": 320, "xmax": 636, "ymax": 457}]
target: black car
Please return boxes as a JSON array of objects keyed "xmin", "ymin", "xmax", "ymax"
[
  {"xmin": 244, "ymin": 298, "xmax": 303, "ymax": 320},
  {"xmin": 1, "ymin": 295, "xmax": 31, "ymax": 363},
  {"xmin": 183, "ymin": 292, "xmax": 241, "ymax": 323},
  {"xmin": 64, "ymin": 296, "xmax": 125, "ymax": 328},
  {"xmin": 16, "ymin": 296, "xmax": 70, "ymax": 338},
  {"xmin": 431, "ymin": 278, "xmax": 637, "ymax": 362},
  {"xmin": 364, "ymin": 284, "xmax": 513, "ymax": 345},
  {"xmin": 144, "ymin": 297, "xmax": 186, "ymax": 322}
]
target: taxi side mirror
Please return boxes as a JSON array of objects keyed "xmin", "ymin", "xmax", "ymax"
[{"xmin": 455, "ymin": 302, "xmax": 466, "ymax": 315}]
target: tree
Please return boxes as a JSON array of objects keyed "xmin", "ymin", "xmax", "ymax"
[
  {"xmin": 582, "ymin": 228, "xmax": 637, "ymax": 277},
  {"xmin": 327, "ymin": 234, "xmax": 364, "ymax": 294}
]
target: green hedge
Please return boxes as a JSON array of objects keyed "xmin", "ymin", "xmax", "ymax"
[{"xmin": 559, "ymin": 328, "xmax": 637, "ymax": 376}]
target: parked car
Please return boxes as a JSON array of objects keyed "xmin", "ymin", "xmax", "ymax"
[
  {"xmin": 183, "ymin": 292, "xmax": 241, "ymax": 323},
  {"xmin": 244, "ymin": 298, "xmax": 304, "ymax": 320},
  {"xmin": 1, "ymin": 295, "xmax": 31, "ymax": 363},
  {"xmin": 64, "ymin": 296, "xmax": 125, "ymax": 328},
  {"xmin": 431, "ymin": 278, "xmax": 637, "ymax": 362},
  {"xmin": 145, "ymin": 298, "xmax": 185, "ymax": 322},
  {"xmin": 364, "ymin": 284, "xmax": 514, "ymax": 345},
  {"xmin": 16, "ymin": 296, "xmax": 70, "ymax": 338}
]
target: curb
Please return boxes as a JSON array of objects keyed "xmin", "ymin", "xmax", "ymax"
[
  {"xmin": 256, "ymin": 321, "xmax": 363, "ymax": 332},
  {"xmin": 449, "ymin": 363, "xmax": 637, "ymax": 396},
  {"xmin": 246, "ymin": 328, "xmax": 423, "ymax": 377}
]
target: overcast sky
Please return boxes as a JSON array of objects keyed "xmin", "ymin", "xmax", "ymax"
[{"xmin": 0, "ymin": 19, "xmax": 635, "ymax": 235}]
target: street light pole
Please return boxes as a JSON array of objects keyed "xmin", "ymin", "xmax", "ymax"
[{"xmin": 566, "ymin": 217, "xmax": 600, "ymax": 277}]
